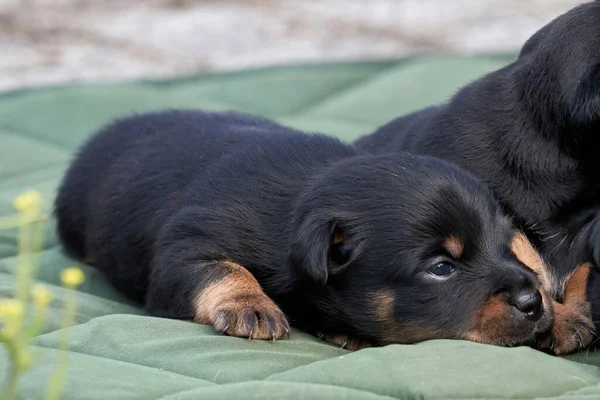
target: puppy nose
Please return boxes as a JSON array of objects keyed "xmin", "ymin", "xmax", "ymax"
[{"xmin": 511, "ymin": 290, "xmax": 543, "ymax": 321}]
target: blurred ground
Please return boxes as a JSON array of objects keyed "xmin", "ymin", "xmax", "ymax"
[{"xmin": 0, "ymin": 0, "xmax": 586, "ymax": 91}]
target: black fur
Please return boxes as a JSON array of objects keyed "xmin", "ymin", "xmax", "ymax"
[
  {"xmin": 55, "ymin": 109, "xmax": 552, "ymax": 347},
  {"xmin": 356, "ymin": 1, "xmax": 600, "ymax": 305}
]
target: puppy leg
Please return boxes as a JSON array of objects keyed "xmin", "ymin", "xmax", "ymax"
[
  {"xmin": 547, "ymin": 264, "xmax": 594, "ymax": 355},
  {"xmin": 195, "ymin": 261, "xmax": 291, "ymax": 339},
  {"xmin": 147, "ymin": 208, "xmax": 290, "ymax": 340},
  {"xmin": 149, "ymin": 259, "xmax": 290, "ymax": 339}
]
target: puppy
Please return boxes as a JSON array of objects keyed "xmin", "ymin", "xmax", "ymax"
[
  {"xmin": 56, "ymin": 109, "xmax": 563, "ymax": 351},
  {"xmin": 355, "ymin": 1, "xmax": 600, "ymax": 349}
]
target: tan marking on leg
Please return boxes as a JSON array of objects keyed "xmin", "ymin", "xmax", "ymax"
[
  {"xmin": 194, "ymin": 262, "xmax": 290, "ymax": 340},
  {"xmin": 545, "ymin": 263, "xmax": 594, "ymax": 355},
  {"xmin": 564, "ymin": 263, "xmax": 591, "ymax": 304},
  {"xmin": 443, "ymin": 235, "xmax": 464, "ymax": 259}
]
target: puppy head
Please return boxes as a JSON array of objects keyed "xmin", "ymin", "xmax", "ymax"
[
  {"xmin": 289, "ymin": 153, "xmax": 553, "ymax": 347},
  {"xmin": 517, "ymin": 1, "xmax": 600, "ymax": 129}
]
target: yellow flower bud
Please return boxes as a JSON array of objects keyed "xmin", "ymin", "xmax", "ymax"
[
  {"xmin": 32, "ymin": 284, "xmax": 53, "ymax": 309},
  {"xmin": 0, "ymin": 298, "xmax": 24, "ymax": 319},
  {"xmin": 0, "ymin": 298, "xmax": 24, "ymax": 338},
  {"xmin": 13, "ymin": 189, "xmax": 42, "ymax": 214},
  {"xmin": 60, "ymin": 267, "xmax": 85, "ymax": 288}
]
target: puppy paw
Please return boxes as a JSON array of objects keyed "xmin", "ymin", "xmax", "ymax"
[
  {"xmin": 318, "ymin": 333, "xmax": 372, "ymax": 350},
  {"xmin": 211, "ymin": 293, "xmax": 290, "ymax": 340},
  {"xmin": 540, "ymin": 301, "xmax": 595, "ymax": 355},
  {"xmin": 193, "ymin": 263, "xmax": 290, "ymax": 340}
]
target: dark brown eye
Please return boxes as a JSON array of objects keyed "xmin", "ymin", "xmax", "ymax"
[{"xmin": 427, "ymin": 262, "xmax": 455, "ymax": 278}]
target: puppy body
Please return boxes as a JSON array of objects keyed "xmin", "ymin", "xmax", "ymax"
[
  {"xmin": 356, "ymin": 2, "xmax": 600, "ymax": 299},
  {"xmin": 57, "ymin": 110, "xmax": 558, "ymax": 349}
]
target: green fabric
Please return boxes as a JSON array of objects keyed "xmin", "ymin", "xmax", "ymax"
[{"xmin": 1, "ymin": 55, "xmax": 600, "ymax": 399}]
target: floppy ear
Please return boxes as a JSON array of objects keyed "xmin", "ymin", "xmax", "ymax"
[
  {"xmin": 569, "ymin": 64, "xmax": 600, "ymax": 125},
  {"xmin": 288, "ymin": 215, "xmax": 354, "ymax": 285}
]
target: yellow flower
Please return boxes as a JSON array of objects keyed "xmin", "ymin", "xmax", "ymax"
[
  {"xmin": 32, "ymin": 284, "xmax": 53, "ymax": 309},
  {"xmin": 60, "ymin": 267, "xmax": 85, "ymax": 288},
  {"xmin": 0, "ymin": 298, "xmax": 24, "ymax": 338},
  {"xmin": 13, "ymin": 189, "xmax": 42, "ymax": 215},
  {"xmin": 0, "ymin": 298, "xmax": 24, "ymax": 319}
]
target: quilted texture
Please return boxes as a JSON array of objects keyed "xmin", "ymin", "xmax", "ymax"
[{"xmin": 1, "ymin": 55, "xmax": 600, "ymax": 400}]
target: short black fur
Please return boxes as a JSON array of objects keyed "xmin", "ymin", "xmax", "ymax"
[{"xmin": 56, "ymin": 109, "xmax": 553, "ymax": 348}]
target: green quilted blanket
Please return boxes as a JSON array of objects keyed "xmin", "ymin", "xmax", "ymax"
[{"xmin": 1, "ymin": 55, "xmax": 600, "ymax": 400}]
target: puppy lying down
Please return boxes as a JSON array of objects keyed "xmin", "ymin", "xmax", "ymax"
[
  {"xmin": 356, "ymin": 1, "xmax": 600, "ymax": 352},
  {"xmin": 54, "ymin": 110, "xmax": 587, "ymax": 354}
]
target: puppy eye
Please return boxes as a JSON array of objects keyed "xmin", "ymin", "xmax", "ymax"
[{"xmin": 427, "ymin": 262, "xmax": 455, "ymax": 278}]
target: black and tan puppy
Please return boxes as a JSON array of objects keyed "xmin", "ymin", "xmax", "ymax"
[
  {"xmin": 356, "ymin": 1, "xmax": 600, "ymax": 348},
  {"xmin": 56, "ymin": 109, "xmax": 575, "ymax": 351}
]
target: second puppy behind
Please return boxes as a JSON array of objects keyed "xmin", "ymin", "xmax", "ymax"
[{"xmin": 56, "ymin": 109, "xmax": 571, "ymax": 351}]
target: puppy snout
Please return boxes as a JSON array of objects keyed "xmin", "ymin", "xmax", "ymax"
[
  {"xmin": 495, "ymin": 267, "xmax": 543, "ymax": 321},
  {"xmin": 510, "ymin": 290, "xmax": 543, "ymax": 321}
]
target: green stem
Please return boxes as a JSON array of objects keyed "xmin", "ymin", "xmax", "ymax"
[
  {"xmin": 4, "ymin": 364, "xmax": 19, "ymax": 400},
  {"xmin": 26, "ymin": 307, "xmax": 47, "ymax": 339},
  {"xmin": 16, "ymin": 215, "xmax": 33, "ymax": 308},
  {"xmin": 46, "ymin": 287, "xmax": 76, "ymax": 400},
  {"xmin": 2, "ymin": 339, "xmax": 21, "ymax": 400},
  {"xmin": 15, "ymin": 213, "xmax": 44, "ymax": 307}
]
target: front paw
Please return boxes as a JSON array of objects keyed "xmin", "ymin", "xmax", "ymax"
[
  {"xmin": 318, "ymin": 333, "xmax": 372, "ymax": 351},
  {"xmin": 211, "ymin": 293, "xmax": 290, "ymax": 340},
  {"xmin": 193, "ymin": 262, "xmax": 291, "ymax": 340},
  {"xmin": 539, "ymin": 301, "xmax": 595, "ymax": 355}
]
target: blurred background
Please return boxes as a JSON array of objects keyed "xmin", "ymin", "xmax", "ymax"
[{"xmin": 0, "ymin": 0, "xmax": 586, "ymax": 92}]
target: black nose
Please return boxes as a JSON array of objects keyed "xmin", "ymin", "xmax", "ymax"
[{"xmin": 511, "ymin": 290, "xmax": 543, "ymax": 321}]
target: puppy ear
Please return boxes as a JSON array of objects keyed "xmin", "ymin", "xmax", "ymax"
[
  {"xmin": 569, "ymin": 64, "xmax": 600, "ymax": 125},
  {"xmin": 288, "ymin": 217, "xmax": 353, "ymax": 285}
]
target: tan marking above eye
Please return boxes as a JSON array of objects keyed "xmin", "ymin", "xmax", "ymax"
[
  {"xmin": 442, "ymin": 235, "xmax": 464, "ymax": 259},
  {"xmin": 331, "ymin": 227, "xmax": 344, "ymax": 245}
]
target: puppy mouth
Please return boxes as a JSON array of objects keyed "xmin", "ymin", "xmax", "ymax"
[
  {"xmin": 510, "ymin": 301, "xmax": 554, "ymax": 346},
  {"xmin": 504, "ymin": 288, "xmax": 556, "ymax": 346},
  {"xmin": 532, "ymin": 296, "xmax": 554, "ymax": 334},
  {"xmin": 463, "ymin": 293, "xmax": 555, "ymax": 347}
]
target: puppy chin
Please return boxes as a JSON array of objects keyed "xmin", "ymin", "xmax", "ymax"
[
  {"xmin": 509, "ymin": 298, "xmax": 554, "ymax": 347},
  {"xmin": 463, "ymin": 296, "xmax": 554, "ymax": 347},
  {"xmin": 501, "ymin": 312, "xmax": 553, "ymax": 347},
  {"xmin": 501, "ymin": 288, "xmax": 556, "ymax": 346}
]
